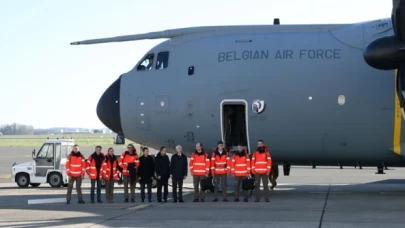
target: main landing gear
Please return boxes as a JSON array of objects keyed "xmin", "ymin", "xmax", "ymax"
[{"xmin": 283, "ymin": 163, "xmax": 291, "ymax": 176}]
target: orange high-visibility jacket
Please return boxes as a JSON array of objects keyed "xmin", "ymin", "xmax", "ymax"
[
  {"xmin": 86, "ymin": 152, "xmax": 105, "ymax": 180},
  {"xmin": 100, "ymin": 154, "xmax": 119, "ymax": 181},
  {"xmin": 118, "ymin": 151, "xmax": 140, "ymax": 176},
  {"xmin": 231, "ymin": 149, "xmax": 251, "ymax": 177},
  {"xmin": 211, "ymin": 149, "xmax": 230, "ymax": 175},
  {"xmin": 190, "ymin": 151, "xmax": 210, "ymax": 176},
  {"xmin": 251, "ymin": 145, "xmax": 272, "ymax": 174},
  {"xmin": 66, "ymin": 151, "xmax": 86, "ymax": 178}
]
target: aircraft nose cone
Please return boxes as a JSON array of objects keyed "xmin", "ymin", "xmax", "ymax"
[{"xmin": 97, "ymin": 76, "xmax": 123, "ymax": 136}]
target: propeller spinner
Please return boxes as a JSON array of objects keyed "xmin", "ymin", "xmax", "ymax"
[{"xmin": 364, "ymin": 0, "xmax": 405, "ymax": 111}]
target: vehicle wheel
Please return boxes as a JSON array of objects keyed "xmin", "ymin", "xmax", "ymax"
[
  {"xmin": 16, "ymin": 173, "xmax": 30, "ymax": 188},
  {"xmin": 48, "ymin": 173, "xmax": 63, "ymax": 188},
  {"xmin": 30, "ymin": 183, "xmax": 41, "ymax": 187},
  {"xmin": 152, "ymin": 178, "xmax": 157, "ymax": 188}
]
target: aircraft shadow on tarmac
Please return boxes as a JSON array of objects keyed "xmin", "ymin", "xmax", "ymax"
[{"xmin": 0, "ymin": 179, "xmax": 405, "ymax": 227}]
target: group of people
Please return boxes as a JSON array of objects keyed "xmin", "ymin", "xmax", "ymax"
[
  {"xmin": 65, "ymin": 143, "xmax": 188, "ymax": 204},
  {"xmin": 65, "ymin": 140, "xmax": 278, "ymax": 204}
]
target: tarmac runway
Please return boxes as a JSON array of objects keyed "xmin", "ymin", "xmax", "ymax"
[{"xmin": 1, "ymin": 147, "xmax": 405, "ymax": 227}]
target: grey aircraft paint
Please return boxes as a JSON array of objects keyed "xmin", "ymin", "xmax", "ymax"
[{"xmin": 71, "ymin": 5, "xmax": 405, "ymax": 175}]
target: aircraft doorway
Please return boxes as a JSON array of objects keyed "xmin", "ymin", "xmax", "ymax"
[{"xmin": 221, "ymin": 100, "xmax": 250, "ymax": 153}]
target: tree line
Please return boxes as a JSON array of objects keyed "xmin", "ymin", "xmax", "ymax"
[{"xmin": 0, "ymin": 123, "xmax": 34, "ymax": 135}]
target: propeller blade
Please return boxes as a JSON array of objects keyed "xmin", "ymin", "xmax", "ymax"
[{"xmin": 392, "ymin": 0, "xmax": 405, "ymax": 41}]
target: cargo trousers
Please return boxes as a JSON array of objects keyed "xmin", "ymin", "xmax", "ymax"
[
  {"xmin": 214, "ymin": 174, "xmax": 227, "ymax": 200},
  {"xmin": 66, "ymin": 176, "xmax": 83, "ymax": 201},
  {"xmin": 123, "ymin": 175, "xmax": 136, "ymax": 200},
  {"xmin": 105, "ymin": 180, "xmax": 115, "ymax": 202},
  {"xmin": 193, "ymin": 175, "xmax": 206, "ymax": 200},
  {"xmin": 254, "ymin": 174, "xmax": 270, "ymax": 201},
  {"xmin": 234, "ymin": 176, "xmax": 249, "ymax": 199}
]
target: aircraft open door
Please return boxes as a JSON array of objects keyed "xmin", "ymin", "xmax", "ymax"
[{"xmin": 220, "ymin": 99, "xmax": 250, "ymax": 154}]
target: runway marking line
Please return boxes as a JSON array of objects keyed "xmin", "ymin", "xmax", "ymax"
[
  {"xmin": 0, "ymin": 174, "xmax": 11, "ymax": 179},
  {"xmin": 28, "ymin": 198, "xmax": 66, "ymax": 204},
  {"xmin": 127, "ymin": 204, "xmax": 150, "ymax": 210}
]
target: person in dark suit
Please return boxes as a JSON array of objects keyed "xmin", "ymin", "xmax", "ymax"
[
  {"xmin": 155, "ymin": 146, "xmax": 170, "ymax": 203},
  {"xmin": 138, "ymin": 147, "xmax": 155, "ymax": 203},
  {"xmin": 170, "ymin": 145, "xmax": 188, "ymax": 203}
]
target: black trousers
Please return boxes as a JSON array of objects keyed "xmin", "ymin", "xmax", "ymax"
[
  {"xmin": 172, "ymin": 177, "xmax": 183, "ymax": 201},
  {"xmin": 157, "ymin": 178, "xmax": 169, "ymax": 201},
  {"xmin": 140, "ymin": 182, "xmax": 152, "ymax": 200}
]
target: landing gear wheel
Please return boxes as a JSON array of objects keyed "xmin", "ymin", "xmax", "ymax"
[
  {"xmin": 30, "ymin": 183, "xmax": 40, "ymax": 187},
  {"xmin": 16, "ymin": 173, "xmax": 29, "ymax": 188},
  {"xmin": 49, "ymin": 173, "xmax": 63, "ymax": 188}
]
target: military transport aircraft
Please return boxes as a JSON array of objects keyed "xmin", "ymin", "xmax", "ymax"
[{"xmin": 71, "ymin": 1, "xmax": 405, "ymax": 176}]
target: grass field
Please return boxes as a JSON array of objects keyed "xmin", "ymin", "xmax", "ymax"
[{"xmin": 0, "ymin": 133, "xmax": 136, "ymax": 147}]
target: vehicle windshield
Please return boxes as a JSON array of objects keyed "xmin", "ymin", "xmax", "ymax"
[{"xmin": 61, "ymin": 145, "xmax": 72, "ymax": 158}]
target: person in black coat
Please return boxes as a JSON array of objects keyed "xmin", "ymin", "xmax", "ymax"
[
  {"xmin": 170, "ymin": 145, "xmax": 188, "ymax": 202},
  {"xmin": 155, "ymin": 146, "xmax": 170, "ymax": 203},
  {"xmin": 138, "ymin": 147, "xmax": 155, "ymax": 203}
]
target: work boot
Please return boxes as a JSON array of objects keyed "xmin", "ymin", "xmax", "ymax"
[
  {"xmin": 265, "ymin": 198, "xmax": 270, "ymax": 202},
  {"xmin": 141, "ymin": 199, "xmax": 144, "ymax": 203},
  {"xmin": 244, "ymin": 198, "xmax": 248, "ymax": 202},
  {"xmin": 200, "ymin": 199, "xmax": 205, "ymax": 202},
  {"xmin": 193, "ymin": 199, "xmax": 199, "ymax": 202},
  {"xmin": 255, "ymin": 199, "xmax": 260, "ymax": 202},
  {"xmin": 97, "ymin": 199, "xmax": 103, "ymax": 203},
  {"xmin": 66, "ymin": 200, "xmax": 70, "ymax": 204},
  {"xmin": 179, "ymin": 199, "xmax": 184, "ymax": 203},
  {"xmin": 164, "ymin": 199, "xmax": 167, "ymax": 203},
  {"xmin": 234, "ymin": 198, "xmax": 239, "ymax": 202},
  {"xmin": 173, "ymin": 200, "xmax": 177, "ymax": 203},
  {"xmin": 148, "ymin": 199, "xmax": 152, "ymax": 203},
  {"xmin": 270, "ymin": 183, "xmax": 277, "ymax": 190},
  {"xmin": 212, "ymin": 199, "xmax": 218, "ymax": 202},
  {"xmin": 78, "ymin": 200, "xmax": 85, "ymax": 204},
  {"xmin": 124, "ymin": 198, "xmax": 128, "ymax": 203},
  {"xmin": 91, "ymin": 199, "xmax": 95, "ymax": 204},
  {"xmin": 131, "ymin": 199, "xmax": 135, "ymax": 203},
  {"xmin": 223, "ymin": 198, "xmax": 228, "ymax": 202}
]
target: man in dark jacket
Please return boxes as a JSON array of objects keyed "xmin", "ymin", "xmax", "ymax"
[
  {"xmin": 170, "ymin": 145, "xmax": 188, "ymax": 202},
  {"xmin": 87, "ymin": 145, "xmax": 105, "ymax": 203},
  {"xmin": 155, "ymin": 146, "xmax": 170, "ymax": 203},
  {"xmin": 138, "ymin": 147, "xmax": 155, "ymax": 203}
]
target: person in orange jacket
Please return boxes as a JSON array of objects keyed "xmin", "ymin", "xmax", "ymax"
[
  {"xmin": 100, "ymin": 147, "xmax": 119, "ymax": 203},
  {"xmin": 251, "ymin": 140, "xmax": 272, "ymax": 202},
  {"xmin": 190, "ymin": 142, "xmax": 210, "ymax": 202},
  {"xmin": 66, "ymin": 144, "xmax": 86, "ymax": 204},
  {"xmin": 118, "ymin": 144, "xmax": 139, "ymax": 203},
  {"xmin": 86, "ymin": 145, "xmax": 105, "ymax": 203},
  {"xmin": 231, "ymin": 144, "xmax": 251, "ymax": 202},
  {"xmin": 211, "ymin": 141, "xmax": 230, "ymax": 202}
]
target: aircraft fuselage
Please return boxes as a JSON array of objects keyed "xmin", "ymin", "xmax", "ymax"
[{"xmin": 101, "ymin": 18, "xmax": 405, "ymax": 167}]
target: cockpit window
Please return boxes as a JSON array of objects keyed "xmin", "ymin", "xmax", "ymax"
[
  {"xmin": 155, "ymin": 52, "xmax": 169, "ymax": 70},
  {"xmin": 137, "ymin": 54, "xmax": 154, "ymax": 71}
]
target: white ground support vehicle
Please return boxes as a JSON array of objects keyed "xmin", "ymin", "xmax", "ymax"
[{"xmin": 11, "ymin": 139, "xmax": 74, "ymax": 188}]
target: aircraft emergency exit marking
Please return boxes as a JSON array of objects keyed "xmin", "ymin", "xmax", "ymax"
[{"xmin": 217, "ymin": 49, "xmax": 341, "ymax": 62}]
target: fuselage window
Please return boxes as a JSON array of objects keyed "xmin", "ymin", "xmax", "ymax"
[
  {"xmin": 155, "ymin": 51, "xmax": 169, "ymax": 70},
  {"xmin": 137, "ymin": 54, "xmax": 154, "ymax": 71}
]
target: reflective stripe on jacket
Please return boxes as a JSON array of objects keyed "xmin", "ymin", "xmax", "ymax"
[
  {"xmin": 66, "ymin": 151, "xmax": 86, "ymax": 177},
  {"xmin": 211, "ymin": 149, "xmax": 230, "ymax": 175},
  {"xmin": 100, "ymin": 154, "xmax": 119, "ymax": 181},
  {"xmin": 251, "ymin": 145, "xmax": 272, "ymax": 174},
  {"xmin": 231, "ymin": 150, "xmax": 250, "ymax": 177},
  {"xmin": 118, "ymin": 151, "xmax": 140, "ymax": 176},
  {"xmin": 189, "ymin": 151, "xmax": 210, "ymax": 176}
]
